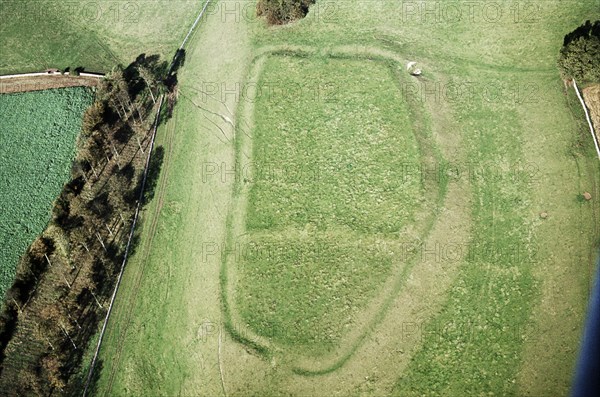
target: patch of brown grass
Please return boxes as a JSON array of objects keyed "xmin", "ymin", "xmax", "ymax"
[
  {"xmin": 0, "ymin": 75, "xmax": 99, "ymax": 94},
  {"xmin": 583, "ymin": 84, "xmax": 600, "ymax": 139}
]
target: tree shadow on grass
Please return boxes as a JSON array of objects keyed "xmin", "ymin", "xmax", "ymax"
[
  {"xmin": 125, "ymin": 145, "xmax": 165, "ymax": 260},
  {"xmin": 142, "ymin": 145, "xmax": 165, "ymax": 205},
  {"xmin": 65, "ymin": 358, "xmax": 103, "ymax": 397}
]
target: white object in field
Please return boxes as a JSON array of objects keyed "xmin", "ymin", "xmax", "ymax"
[{"xmin": 406, "ymin": 61, "xmax": 421, "ymax": 76}]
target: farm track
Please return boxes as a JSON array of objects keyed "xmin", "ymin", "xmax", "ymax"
[
  {"xmin": 83, "ymin": 99, "xmax": 164, "ymax": 396},
  {"xmin": 102, "ymin": 113, "xmax": 177, "ymax": 395}
]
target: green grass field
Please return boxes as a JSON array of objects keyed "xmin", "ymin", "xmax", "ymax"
[
  {"xmin": 247, "ymin": 56, "xmax": 421, "ymax": 234},
  {"xmin": 0, "ymin": 0, "xmax": 198, "ymax": 74},
  {"xmin": 49, "ymin": 0, "xmax": 600, "ymax": 396},
  {"xmin": 228, "ymin": 53, "xmax": 446, "ymax": 358},
  {"xmin": 0, "ymin": 87, "xmax": 93, "ymax": 297}
]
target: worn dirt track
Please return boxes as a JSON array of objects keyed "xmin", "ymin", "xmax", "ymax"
[{"xmin": 0, "ymin": 74, "xmax": 100, "ymax": 94}]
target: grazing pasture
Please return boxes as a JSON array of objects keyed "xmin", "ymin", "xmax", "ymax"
[
  {"xmin": 0, "ymin": 0, "xmax": 198, "ymax": 75},
  {"xmin": 82, "ymin": 0, "xmax": 600, "ymax": 396},
  {"xmin": 226, "ymin": 53, "xmax": 447, "ymax": 361}
]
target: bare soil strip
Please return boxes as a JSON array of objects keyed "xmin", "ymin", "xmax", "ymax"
[
  {"xmin": 0, "ymin": 74, "xmax": 101, "ymax": 94},
  {"xmin": 583, "ymin": 84, "xmax": 600, "ymax": 140},
  {"xmin": 574, "ymin": 80, "xmax": 600, "ymax": 159}
]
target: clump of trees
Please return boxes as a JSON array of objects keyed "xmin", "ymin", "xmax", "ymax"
[
  {"xmin": 558, "ymin": 20, "xmax": 600, "ymax": 83},
  {"xmin": 256, "ymin": 0, "xmax": 315, "ymax": 25},
  {"xmin": 0, "ymin": 53, "xmax": 179, "ymax": 395}
]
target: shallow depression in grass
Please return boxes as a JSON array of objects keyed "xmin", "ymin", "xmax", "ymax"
[{"xmin": 237, "ymin": 55, "xmax": 424, "ymax": 353}]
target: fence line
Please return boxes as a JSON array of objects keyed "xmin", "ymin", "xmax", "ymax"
[
  {"xmin": 82, "ymin": 96, "xmax": 164, "ymax": 397},
  {"xmin": 179, "ymin": 0, "xmax": 213, "ymax": 51},
  {"xmin": 573, "ymin": 79, "xmax": 600, "ymax": 160}
]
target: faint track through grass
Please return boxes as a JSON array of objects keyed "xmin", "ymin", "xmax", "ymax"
[{"xmin": 102, "ymin": 109, "xmax": 177, "ymax": 396}]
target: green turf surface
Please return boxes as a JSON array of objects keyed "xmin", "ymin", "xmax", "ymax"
[
  {"xmin": 234, "ymin": 54, "xmax": 435, "ymax": 355},
  {"xmin": 247, "ymin": 56, "xmax": 420, "ymax": 234},
  {"xmin": 0, "ymin": 0, "xmax": 199, "ymax": 74},
  {"xmin": 90, "ymin": 1, "xmax": 600, "ymax": 395}
]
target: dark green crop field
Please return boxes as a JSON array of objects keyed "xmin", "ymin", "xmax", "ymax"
[{"xmin": 0, "ymin": 87, "xmax": 92, "ymax": 296}]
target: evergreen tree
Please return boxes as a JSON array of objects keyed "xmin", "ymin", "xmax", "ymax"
[{"xmin": 558, "ymin": 20, "xmax": 600, "ymax": 83}]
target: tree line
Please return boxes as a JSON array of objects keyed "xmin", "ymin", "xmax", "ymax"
[
  {"xmin": 0, "ymin": 53, "xmax": 180, "ymax": 395},
  {"xmin": 558, "ymin": 20, "xmax": 600, "ymax": 84}
]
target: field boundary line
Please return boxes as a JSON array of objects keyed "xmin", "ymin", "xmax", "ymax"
[
  {"xmin": 178, "ymin": 0, "xmax": 213, "ymax": 51},
  {"xmin": 573, "ymin": 79, "xmax": 600, "ymax": 160},
  {"xmin": 0, "ymin": 71, "xmax": 104, "ymax": 79},
  {"xmin": 219, "ymin": 327, "xmax": 227, "ymax": 397},
  {"xmin": 103, "ymin": 93, "xmax": 176, "ymax": 394},
  {"xmin": 82, "ymin": 96, "xmax": 164, "ymax": 397}
]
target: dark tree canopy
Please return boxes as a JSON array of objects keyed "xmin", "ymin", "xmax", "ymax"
[
  {"xmin": 256, "ymin": 0, "xmax": 315, "ymax": 25},
  {"xmin": 558, "ymin": 20, "xmax": 600, "ymax": 83}
]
